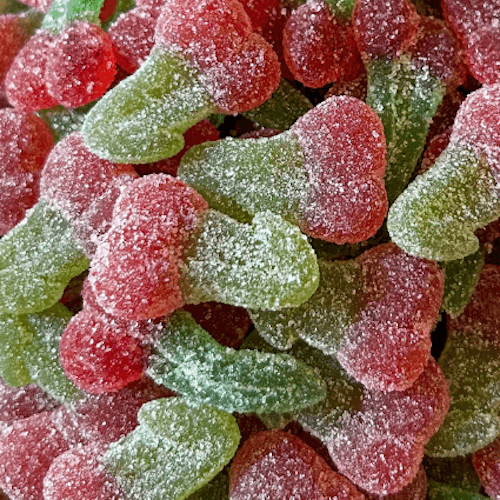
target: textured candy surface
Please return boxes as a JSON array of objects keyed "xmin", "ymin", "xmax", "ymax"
[
  {"xmin": 229, "ymin": 430, "xmax": 366, "ymax": 500},
  {"xmin": 148, "ymin": 311, "xmax": 326, "ymax": 413},
  {"xmin": 105, "ymin": 397, "xmax": 240, "ymax": 500}
]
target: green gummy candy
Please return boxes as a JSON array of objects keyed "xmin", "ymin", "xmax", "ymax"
[
  {"xmin": 148, "ymin": 312, "xmax": 326, "ymax": 414},
  {"xmin": 427, "ymin": 481, "xmax": 490, "ymax": 500},
  {"xmin": 0, "ymin": 314, "xmax": 33, "ymax": 386},
  {"xmin": 21, "ymin": 303, "xmax": 83, "ymax": 404},
  {"xmin": 367, "ymin": 58, "xmax": 445, "ymax": 204},
  {"xmin": 178, "ymin": 132, "xmax": 308, "ymax": 225},
  {"xmin": 82, "ymin": 48, "xmax": 216, "ymax": 164},
  {"xmin": 388, "ymin": 145, "xmax": 500, "ymax": 261},
  {"xmin": 181, "ymin": 210, "xmax": 319, "ymax": 310},
  {"xmin": 426, "ymin": 337, "xmax": 500, "ymax": 457},
  {"xmin": 250, "ymin": 259, "xmax": 361, "ymax": 352},
  {"xmin": 104, "ymin": 397, "xmax": 240, "ymax": 500},
  {"xmin": 441, "ymin": 247, "xmax": 485, "ymax": 318},
  {"xmin": 424, "ymin": 456, "xmax": 482, "ymax": 493},
  {"xmin": 0, "ymin": 201, "xmax": 89, "ymax": 315},
  {"xmin": 38, "ymin": 103, "xmax": 94, "ymax": 142},
  {"xmin": 291, "ymin": 341, "xmax": 363, "ymax": 442},
  {"xmin": 186, "ymin": 467, "xmax": 229, "ymax": 500},
  {"xmin": 242, "ymin": 79, "xmax": 313, "ymax": 130},
  {"xmin": 41, "ymin": 0, "xmax": 104, "ymax": 32}
]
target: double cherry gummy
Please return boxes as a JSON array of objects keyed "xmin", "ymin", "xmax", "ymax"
[{"xmin": 2, "ymin": 0, "xmax": 500, "ymax": 499}]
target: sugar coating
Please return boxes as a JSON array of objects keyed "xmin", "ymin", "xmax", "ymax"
[
  {"xmin": 44, "ymin": 22, "xmax": 117, "ymax": 109},
  {"xmin": 43, "ymin": 443, "xmax": 125, "ymax": 500},
  {"xmin": 4, "ymin": 30, "xmax": 58, "ymax": 111},
  {"xmin": 364, "ymin": 465, "xmax": 427, "ymax": 500},
  {"xmin": 182, "ymin": 210, "xmax": 320, "ymax": 310},
  {"xmin": 0, "ymin": 108, "xmax": 53, "ymax": 235},
  {"xmin": 473, "ymin": 436, "xmax": 500, "ymax": 499},
  {"xmin": 104, "ymin": 397, "xmax": 240, "ymax": 500},
  {"xmin": 148, "ymin": 311, "xmax": 326, "ymax": 413},
  {"xmin": 352, "ymin": 0, "xmax": 420, "ymax": 60},
  {"xmin": 229, "ymin": 430, "xmax": 366, "ymax": 499},
  {"xmin": 465, "ymin": 26, "xmax": 500, "ymax": 85}
]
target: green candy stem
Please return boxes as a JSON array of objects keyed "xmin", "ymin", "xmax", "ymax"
[
  {"xmin": 0, "ymin": 201, "xmax": 90, "ymax": 315},
  {"xmin": 178, "ymin": 132, "xmax": 308, "ymax": 225},
  {"xmin": 82, "ymin": 48, "xmax": 217, "ymax": 164},
  {"xmin": 181, "ymin": 210, "xmax": 319, "ymax": 311},
  {"xmin": 388, "ymin": 145, "xmax": 500, "ymax": 262},
  {"xmin": 366, "ymin": 57, "xmax": 445, "ymax": 204},
  {"xmin": 41, "ymin": 0, "xmax": 105, "ymax": 33}
]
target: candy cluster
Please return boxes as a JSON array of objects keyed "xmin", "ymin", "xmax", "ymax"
[{"xmin": 1, "ymin": 0, "xmax": 500, "ymax": 498}]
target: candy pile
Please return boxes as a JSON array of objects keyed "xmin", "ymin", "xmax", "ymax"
[{"xmin": 1, "ymin": 0, "xmax": 500, "ymax": 498}]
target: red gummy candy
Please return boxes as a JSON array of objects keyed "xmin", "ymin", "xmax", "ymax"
[
  {"xmin": 352, "ymin": 0, "xmax": 420, "ymax": 60},
  {"xmin": 44, "ymin": 443, "xmax": 125, "ymax": 500},
  {"xmin": 0, "ymin": 108, "xmax": 54, "ymax": 235},
  {"xmin": 60, "ymin": 307, "xmax": 148, "ymax": 394},
  {"xmin": 420, "ymin": 127, "xmax": 452, "ymax": 174},
  {"xmin": 338, "ymin": 243, "xmax": 444, "ymax": 392},
  {"xmin": 155, "ymin": 0, "xmax": 253, "ymax": 70},
  {"xmin": 473, "ymin": 435, "xmax": 500, "ymax": 499},
  {"xmin": 283, "ymin": 0, "xmax": 363, "ymax": 88},
  {"xmin": 108, "ymin": 7, "xmax": 156, "ymax": 74},
  {"xmin": 134, "ymin": 119, "xmax": 220, "ymax": 177},
  {"xmin": 0, "ymin": 411, "xmax": 70, "ymax": 500},
  {"xmin": 5, "ymin": 31, "xmax": 58, "ymax": 111},
  {"xmin": 202, "ymin": 32, "xmax": 281, "ymax": 114},
  {"xmin": 290, "ymin": 96, "xmax": 387, "ymax": 244},
  {"xmin": 364, "ymin": 466, "xmax": 427, "ymax": 500},
  {"xmin": 52, "ymin": 377, "xmax": 172, "ymax": 445},
  {"xmin": 89, "ymin": 174, "xmax": 208, "ymax": 320},
  {"xmin": 0, "ymin": 14, "xmax": 33, "ymax": 86},
  {"xmin": 45, "ymin": 22, "xmax": 116, "ymax": 109},
  {"xmin": 464, "ymin": 26, "xmax": 500, "ymax": 85},
  {"xmin": 183, "ymin": 301, "xmax": 252, "ymax": 349},
  {"xmin": 230, "ymin": 430, "xmax": 366, "ymax": 500},
  {"xmin": 0, "ymin": 378, "xmax": 59, "ymax": 427},
  {"xmin": 238, "ymin": 0, "xmax": 280, "ymax": 32},
  {"xmin": 327, "ymin": 358, "xmax": 449, "ymax": 495}
]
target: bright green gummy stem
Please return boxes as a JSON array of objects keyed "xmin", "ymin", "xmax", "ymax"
[
  {"xmin": 82, "ymin": 48, "xmax": 217, "ymax": 164},
  {"xmin": 387, "ymin": 144, "xmax": 500, "ymax": 262},
  {"xmin": 181, "ymin": 210, "xmax": 319, "ymax": 311},
  {"xmin": 41, "ymin": 0, "xmax": 105, "ymax": 33},
  {"xmin": 366, "ymin": 58, "xmax": 446, "ymax": 204},
  {"xmin": 178, "ymin": 132, "xmax": 309, "ymax": 225},
  {"xmin": 0, "ymin": 201, "xmax": 89, "ymax": 315}
]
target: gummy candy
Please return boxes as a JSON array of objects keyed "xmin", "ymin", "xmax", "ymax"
[
  {"xmin": 427, "ymin": 481, "xmax": 490, "ymax": 500},
  {"xmin": 179, "ymin": 95, "xmax": 388, "ymax": 244},
  {"xmin": 148, "ymin": 311, "xmax": 326, "ymax": 413}
]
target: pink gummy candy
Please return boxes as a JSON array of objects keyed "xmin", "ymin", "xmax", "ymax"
[
  {"xmin": 283, "ymin": 0, "xmax": 363, "ymax": 88},
  {"xmin": 328, "ymin": 357, "xmax": 449, "ymax": 495},
  {"xmin": 364, "ymin": 466, "xmax": 427, "ymax": 500},
  {"xmin": 352, "ymin": 0, "xmax": 420, "ymax": 60},
  {"xmin": 473, "ymin": 435, "xmax": 500, "ymax": 499},
  {"xmin": 229, "ymin": 430, "xmax": 366, "ymax": 500},
  {"xmin": 0, "ymin": 108, "xmax": 53, "ymax": 235},
  {"xmin": 338, "ymin": 242, "xmax": 445, "ymax": 392},
  {"xmin": 45, "ymin": 22, "xmax": 117, "ymax": 109},
  {"xmin": 290, "ymin": 96, "xmax": 388, "ymax": 244},
  {"xmin": 464, "ymin": 26, "xmax": 500, "ymax": 85},
  {"xmin": 43, "ymin": 443, "xmax": 125, "ymax": 500},
  {"xmin": 5, "ymin": 31, "xmax": 58, "ymax": 111},
  {"xmin": 88, "ymin": 174, "xmax": 208, "ymax": 320},
  {"xmin": 52, "ymin": 377, "xmax": 173, "ymax": 445},
  {"xmin": 0, "ymin": 410, "xmax": 71, "ymax": 500}
]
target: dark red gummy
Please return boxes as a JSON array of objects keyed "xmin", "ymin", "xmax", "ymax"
[
  {"xmin": 0, "ymin": 411, "xmax": 71, "ymax": 500},
  {"xmin": 45, "ymin": 22, "xmax": 117, "ymax": 108},
  {"xmin": 5, "ymin": 30, "xmax": 58, "ymax": 111},
  {"xmin": 464, "ymin": 26, "xmax": 500, "ymax": 85},
  {"xmin": 43, "ymin": 443, "xmax": 125, "ymax": 500},
  {"xmin": 352, "ymin": 0, "xmax": 420, "ymax": 60},
  {"xmin": 154, "ymin": 0, "xmax": 253, "ymax": 70},
  {"xmin": 108, "ymin": 7, "xmax": 157, "ymax": 74},
  {"xmin": 473, "ymin": 435, "xmax": 500, "ymax": 499},
  {"xmin": 290, "ymin": 96, "xmax": 387, "ymax": 244},
  {"xmin": 229, "ymin": 430, "xmax": 366, "ymax": 500},
  {"xmin": 283, "ymin": 1, "xmax": 363, "ymax": 88},
  {"xmin": 0, "ymin": 108, "xmax": 54, "ymax": 235},
  {"xmin": 420, "ymin": 127, "xmax": 452, "ymax": 174}
]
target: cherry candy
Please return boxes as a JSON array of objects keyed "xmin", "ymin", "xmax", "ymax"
[
  {"xmin": 43, "ymin": 443, "xmax": 125, "ymax": 500},
  {"xmin": 45, "ymin": 22, "xmax": 117, "ymax": 109},
  {"xmin": 229, "ymin": 430, "xmax": 366, "ymax": 500},
  {"xmin": 5, "ymin": 30, "xmax": 58, "ymax": 111},
  {"xmin": 364, "ymin": 466, "xmax": 427, "ymax": 500},
  {"xmin": 352, "ymin": 0, "xmax": 420, "ymax": 60},
  {"xmin": 0, "ymin": 108, "xmax": 54, "ymax": 235},
  {"xmin": 464, "ymin": 26, "xmax": 500, "ymax": 85},
  {"xmin": 473, "ymin": 436, "xmax": 500, "ymax": 499}
]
